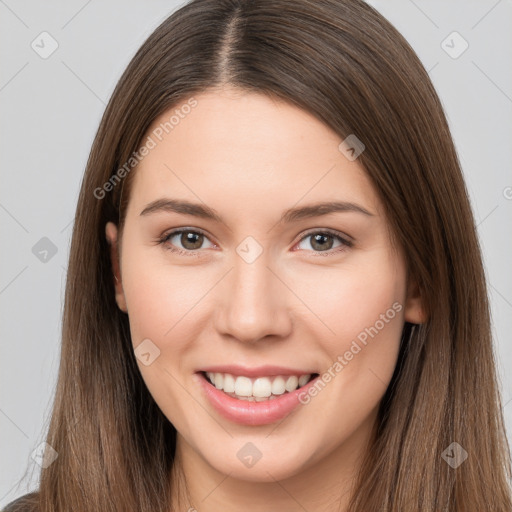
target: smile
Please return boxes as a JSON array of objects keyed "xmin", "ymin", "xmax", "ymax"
[
  {"xmin": 204, "ymin": 371, "xmax": 315, "ymax": 401},
  {"xmin": 196, "ymin": 369, "xmax": 320, "ymax": 426}
]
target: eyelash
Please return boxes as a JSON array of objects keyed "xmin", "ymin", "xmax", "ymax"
[{"xmin": 157, "ymin": 227, "xmax": 353, "ymax": 257}]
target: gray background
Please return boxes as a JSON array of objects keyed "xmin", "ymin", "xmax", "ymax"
[{"xmin": 1, "ymin": 0, "xmax": 511, "ymax": 506}]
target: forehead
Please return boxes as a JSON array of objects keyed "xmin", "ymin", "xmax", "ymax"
[{"xmin": 126, "ymin": 88, "xmax": 381, "ymax": 221}]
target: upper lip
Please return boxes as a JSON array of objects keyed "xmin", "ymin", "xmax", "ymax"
[{"xmin": 197, "ymin": 364, "xmax": 318, "ymax": 378}]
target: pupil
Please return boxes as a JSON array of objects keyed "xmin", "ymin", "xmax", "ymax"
[
  {"xmin": 312, "ymin": 233, "xmax": 333, "ymax": 251},
  {"xmin": 182, "ymin": 232, "xmax": 202, "ymax": 250}
]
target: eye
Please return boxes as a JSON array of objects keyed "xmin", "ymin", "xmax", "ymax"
[
  {"xmin": 295, "ymin": 229, "xmax": 352, "ymax": 255},
  {"xmin": 157, "ymin": 227, "xmax": 352, "ymax": 257},
  {"xmin": 158, "ymin": 228, "xmax": 215, "ymax": 255}
]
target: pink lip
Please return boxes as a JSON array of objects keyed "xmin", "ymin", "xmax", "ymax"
[
  {"xmin": 195, "ymin": 371, "xmax": 320, "ymax": 426},
  {"xmin": 197, "ymin": 364, "xmax": 316, "ymax": 378}
]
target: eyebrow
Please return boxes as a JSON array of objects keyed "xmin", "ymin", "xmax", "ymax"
[{"xmin": 139, "ymin": 198, "xmax": 375, "ymax": 223}]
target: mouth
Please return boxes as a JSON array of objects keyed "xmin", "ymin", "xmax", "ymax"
[
  {"xmin": 196, "ymin": 369, "xmax": 321, "ymax": 426},
  {"xmin": 194, "ymin": 364, "xmax": 320, "ymax": 426},
  {"xmin": 200, "ymin": 371, "xmax": 319, "ymax": 402}
]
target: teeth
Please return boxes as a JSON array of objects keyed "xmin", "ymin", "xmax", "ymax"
[
  {"xmin": 298, "ymin": 374, "xmax": 310, "ymax": 387},
  {"xmin": 253, "ymin": 377, "xmax": 272, "ymax": 398},
  {"xmin": 205, "ymin": 372, "xmax": 313, "ymax": 400},
  {"xmin": 223, "ymin": 373, "xmax": 235, "ymax": 393},
  {"xmin": 271, "ymin": 376, "xmax": 286, "ymax": 395},
  {"xmin": 234, "ymin": 376, "xmax": 252, "ymax": 397},
  {"xmin": 214, "ymin": 373, "xmax": 223, "ymax": 390},
  {"xmin": 285, "ymin": 376, "xmax": 299, "ymax": 392}
]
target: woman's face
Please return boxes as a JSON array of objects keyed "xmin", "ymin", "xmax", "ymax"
[{"xmin": 106, "ymin": 87, "xmax": 423, "ymax": 483}]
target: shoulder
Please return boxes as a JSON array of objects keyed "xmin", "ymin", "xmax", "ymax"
[{"xmin": 2, "ymin": 492, "xmax": 39, "ymax": 512}]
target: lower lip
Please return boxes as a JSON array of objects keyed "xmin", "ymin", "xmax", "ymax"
[{"xmin": 195, "ymin": 372, "xmax": 320, "ymax": 426}]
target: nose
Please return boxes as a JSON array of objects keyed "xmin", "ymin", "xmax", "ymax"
[{"xmin": 214, "ymin": 251, "xmax": 293, "ymax": 344}]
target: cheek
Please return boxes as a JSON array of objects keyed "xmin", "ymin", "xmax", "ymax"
[
  {"xmin": 292, "ymin": 262, "xmax": 406, "ymax": 452},
  {"xmin": 291, "ymin": 249, "xmax": 407, "ymax": 419},
  {"xmin": 291, "ymin": 253, "xmax": 406, "ymax": 354},
  {"xmin": 120, "ymin": 247, "xmax": 207, "ymax": 430},
  {"xmin": 121, "ymin": 246, "xmax": 208, "ymax": 347}
]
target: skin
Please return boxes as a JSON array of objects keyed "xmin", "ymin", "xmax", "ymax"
[{"xmin": 105, "ymin": 87, "xmax": 425, "ymax": 511}]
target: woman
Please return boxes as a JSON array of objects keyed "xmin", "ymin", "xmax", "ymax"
[{"xmin": 4, "ymin": 0, "xmax": 511, "ymax": 510}]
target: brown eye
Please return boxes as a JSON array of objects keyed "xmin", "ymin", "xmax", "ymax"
[
  {"xmin": 160, "ymin": 228, "xmax": 215, "ymax": 254},
  {"xmin": 296, "ymin": 230, "xmax": 352, "ymax": 254},
  {"xmin": 179, "ymin": 231, "xmax": 204, "ymax": 250},
  {"xmin": 310, "ymin": 233, "xmax": 335, "ymax": 251}
]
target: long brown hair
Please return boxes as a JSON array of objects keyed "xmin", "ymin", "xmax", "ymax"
[{"xmin": 16, "ymin": 0, "xmax": 512, "ymax": 510}]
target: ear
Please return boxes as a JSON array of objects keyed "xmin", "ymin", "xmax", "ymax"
[
  {"xmin": 105, "ymin": 221, "xmax": 128, "ymax": 313},
  {"xmin": 403, "ymin": 276, "xmax": 427, "ymax": 324}
]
